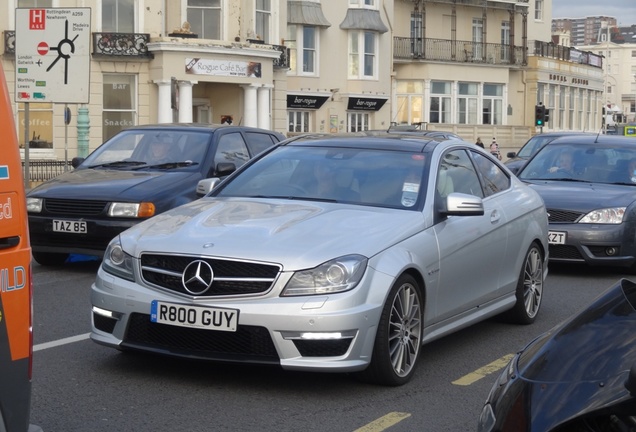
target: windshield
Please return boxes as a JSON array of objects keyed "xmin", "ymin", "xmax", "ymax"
[
  {"xmin": 518, "ymin": 142, "xmax": 636, "ymax": 185},
  {"xmin": 516, "ymin": 135, "xmax": 556, "ymax": 158},
  {"xmin": 81, "ymin": 130, "xmax": 211, "ymax": 169},
  {"xmin": 216, "ymin": 145, "xmax": 429, "ymax": 209}
]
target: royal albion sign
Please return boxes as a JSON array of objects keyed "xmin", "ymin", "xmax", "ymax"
[
  {"xmin": 286, "ymin": 95, "xmax": 329, "ymax": 109},
  {"xmin": 347, "ymin": 97, "xmax": 388, "ymax": 111}
]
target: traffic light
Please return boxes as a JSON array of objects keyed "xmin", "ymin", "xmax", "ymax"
[
  {"xmin": 543, "ymin": 108, "xmax": 550, "ymax": 123},
  {"xmin": 535, "ymin": 104, "xmax": 546, "ymax": 126}
]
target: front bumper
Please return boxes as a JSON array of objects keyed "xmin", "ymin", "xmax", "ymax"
[
  {"xmin": 28, "ymin": 214, "xmax": 139, "ymax": 257},
  {"xmin": 90, "ymin": 265, "xmax": 389, "ymax": 372},
  {"xmin": 548, "ymin": 222, "xmax": 636, "ymax": 268}
]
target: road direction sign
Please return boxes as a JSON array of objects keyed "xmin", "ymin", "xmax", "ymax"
[{"xmin": 15, "ymin": 8, "xmax": 91, "ymax": 104}]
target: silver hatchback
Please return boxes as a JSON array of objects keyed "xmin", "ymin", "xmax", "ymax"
[{"xmin": 90, "ymin": 135, "xmax": 548, "ymax": 386}]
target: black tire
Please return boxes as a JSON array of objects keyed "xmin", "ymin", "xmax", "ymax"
[
  {"xmin": 355, "ymin": 274, "xmax": 423, "ymax": 386},
  {"xmin": 32, "ymin": 251, "xmax": 69, "ymax": 266},
  {"xmin": 501, "ymin": 242, "xmax": 544, "ymax": 325}
]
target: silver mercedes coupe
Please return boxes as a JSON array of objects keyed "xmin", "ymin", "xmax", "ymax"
[{"xmin": 90, "ymin": 134, "xmax": 548, "ymax": 386}]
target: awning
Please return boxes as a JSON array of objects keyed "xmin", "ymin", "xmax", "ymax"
[
  {"xmin": 288, "ymin": 1, "xmax": 331, "ymax": 27},
  {"xmin": 347, "ymin": 97, "xmax": 388, "ymax": 112},
  {"xmin": 339, "ymin": 9, "xmax": 388, "ymax": 34},
  {"xmin": 287, "ymin": 94, "xmax": 329, "ymax": 109}
]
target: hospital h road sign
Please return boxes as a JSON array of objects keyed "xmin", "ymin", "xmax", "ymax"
[{"xmin": 15, "ymin": 8, "xmax": 91, "ymax": 104}]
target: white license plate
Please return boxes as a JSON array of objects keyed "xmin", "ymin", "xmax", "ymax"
[
  {"xmin": 548, "ymin": 231, "xmax": 566, "ymax": 244},
  {"xmin": 150, "ymin": 301, "xmax": 238, "ymax": 332},
  {"xmin": 53, "ymin": 219, "xmax": 87, "ymax": 234}
]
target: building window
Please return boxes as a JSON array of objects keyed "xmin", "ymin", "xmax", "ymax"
[
  {"xmin": 568, "ymin": 87, "xmax": 575, "ymax": 129},
  {"xmin": 483, "ymin": 83, "xmax": 503, "ymax": 125},
  {"xmin": 500, "ymin": 22, "xmax": 510, "ymax": 62},
  {"xmin": 287, "ymin": 25, "xmax": 317, "ymax": 75},
  {"xmin": 255, "ymin": 0, "xmax": 271, "ymax": 43},
  {"xmin": 349, "ymin": 0, "xmax": 377, "ymax": 9},
  {"xmin": 559, "ymin": 85, "xmax": 566, "ymax": 129},
  {"xmin": 288, "ymin": 111, "xmax": 310, "ymax": 133},
  {"xmin": 429, "ymin": 81, "xmax": 450, "ymax": 124},
  {"xmin": 410, "ymin": 11, "xmax": 424, "ymax": 57},
  {"xmin": 472, "ymin": 19, "xmax": 484, "ymax": 61},
  {"xmin": 102, "ymin": 0, "xmax": 134, "ymax": 33},
  {"xmin": 349, "ymin": 31, "xmax": 377, "ymax": 79},
  {"xmin": 395, "ymin": 81, "xmax": 423, "ymax": 125},
  {"xmin": 18, "ymin": 103, "xmax": 53, "ymax": 149},
  {"xmin": 535, "ymin": 0, "xmax": 543, "ymax": 20},
  {"xmin": 458, "ymin": 82, "xmax": 478, "ymax": 124},
  {"xmin": 632, "ymin": 50, "xmax": 636, "ymax": 57},
  {"xmin": 103, "ymin": 74, "xmax": 137, "ymax": 142},
  {"xmin": 188, "ymin": 0, "xmax": 221, "ymax": 40},
  {"xmin": 348, "ymin": 112, "xmax": 369, "ymax": 132}
]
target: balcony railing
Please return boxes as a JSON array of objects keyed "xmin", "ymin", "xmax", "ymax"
[
  {"xmin": 394, "ymin": 37, "xmax": 525, "ymax": 66},
  {"xmin": 530, "ymin": 40, "xmax": 603, "ymax": 68},
  {"xmin": 272, "ymin": 44, "xmax": 290, "ymax": 69},
  {"xmin": 92, "ymin": 32, "xmax": 152, "ymax": 58},
  {"xmin": 4, "ymin": 30, "xmax": 15, "ymax": 54}
]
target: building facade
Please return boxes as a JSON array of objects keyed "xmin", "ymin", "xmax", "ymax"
[
  {"xmin": 1, "ymin": 0, "xmax": 606, "ymax": 169},
  {"xmin": 552, "ymin": 16, "xmax": 617, "ymax": 46}
]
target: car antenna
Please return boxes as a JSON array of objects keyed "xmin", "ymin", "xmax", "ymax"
[{"xmin": 595, "ymin": 129, "xmax": 602, "ymax": 143}]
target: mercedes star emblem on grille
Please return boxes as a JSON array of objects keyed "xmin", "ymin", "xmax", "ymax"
[{"xmin": 182, "ymin": 260, "xmax": 214, "ymax": 295}]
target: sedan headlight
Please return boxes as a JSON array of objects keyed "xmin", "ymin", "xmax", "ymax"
[
  {"xmin": 281, "ymin": 254, "xmax": 367, "ymax": 296},
  {"xmin": 26, "ymin": 197, "xmax": 43, "ymax": 213},
  {"xmin": 579, "ymin": 207, "xmax": 626, "ymax": 224},
  {"xmin": 108, "ymin": 202, "xmax": 155, "ymax": 218},
  {"xmin": 102, "ymin": 237, "xmax": 135, "ymax": 281}
]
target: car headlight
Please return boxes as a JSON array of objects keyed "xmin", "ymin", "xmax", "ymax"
[
  {"xmin": 102, "ymin": 237, "xmax": 135, "ymax": 281},
  {"xmin": 281, "ymin": 255, "xmax": 367, "ymax": 296},
  {"xmin": 108, "ymin": 202, "xmax": 155, "ymax": 218},
  {"xmin": 26, "ymin": 197, "xmax": 43, "ymax": 213},
  {"xmin": 579, "ymin": 207, "xmax": 626, "ymax": 224}
]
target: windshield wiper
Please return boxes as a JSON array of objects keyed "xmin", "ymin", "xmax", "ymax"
[
  {"xmin": 136, "ymin": 161, "xmax": 199, "ymax": 170},
  {"xmin": 242, "ymin": 195, "xmax": 339, "ymax": 203},
  {"xmin": 89, "ymin": 160, "xmax": 146, "ymax": 168}
]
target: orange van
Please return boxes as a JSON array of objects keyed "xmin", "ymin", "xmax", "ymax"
[{"xmin": 0, "ymin": 62, "xmax": 41, "ymax": 431}]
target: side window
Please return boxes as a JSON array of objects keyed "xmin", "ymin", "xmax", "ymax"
[
  {"xmin": 471, "ymin": 151, "xmax": 510, "ymax": 196},
  {"xmin": 245, "ymin": 132, "xmax": 278, "ymax": 156},
  {"xmin": 215, "ymin": 133, "xmax": 250, "ymax": 169},
  {"xmin": 439, "ymin": 149, "xmax": 483, "ymax": 198}
]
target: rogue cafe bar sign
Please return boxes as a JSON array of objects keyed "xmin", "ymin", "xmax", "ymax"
[{"xmin": 347, "ymin": 97, "xmax": 388, "ymax": 111}]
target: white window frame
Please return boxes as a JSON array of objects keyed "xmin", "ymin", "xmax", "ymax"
[
  {"xmin": 288, "ymin": 111, "xmax": 311, "ymax": 133},
  {"xmin": 482, "ymin": 83, "xmax": 503, "ymax": 125},
  {"xmin": 102, "ymin": 74, "xmax": 138, "ymax": 142},
  {"xmin": 255, "ymin": 0, "xmax": 272, "ymax": 43},
  {"xmin": 457, "ymin": 82, "xmax": 479, "ymax": 124},
  {"xmin": 348, "ymin": 0, "xmax": 377, "ymax": 9},
  {"xmin": 347, "ymin": 112, "xmax": 370, "ymax": 132},
  {"xmin": 101, "ymin": 0, "xmax": 137, "ymax": 33},
  {"xmin": 286, "ymin": 25, "xmax": 318, "ymax": 76},
  {"xmin": 184, "ymin": 0, "xmax": 224, "ymax": 40},
  {"xmin": 348, "ymin": 31, "xmax": 377, "ymax": 80},
  {"xmin": 429, "ymin": 81, "xmax": 451, "ymax": 124},
  {"xmin": 535, "ymin": 0, "xmax": 543, "ymax": 21}
]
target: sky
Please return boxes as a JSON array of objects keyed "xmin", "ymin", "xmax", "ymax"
[{"xmin": 552, "ymin": 0, "xmax": 636, "ymax": 27}]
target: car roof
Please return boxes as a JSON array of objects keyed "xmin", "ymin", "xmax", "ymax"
[
  {"xmin": 120, "ymin": 123, "xmax": 283, "ymax": 134},
  {"xmin": 546, "ymin": 134, "xmax": 636, "ymax": 146},
  {"xmin": 282, "ymin": 133, "xmax": 449, "ymax": 153},
  {"xmin": 529, "ymin": 131, "xmax": 597, "ymax": 138}
]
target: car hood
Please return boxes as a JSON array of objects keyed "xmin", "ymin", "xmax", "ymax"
[
  {"xmin": 118, "ymin": 197, "xmax": 426, "ymax": 271},
  {"xmin": 525, "ymin": 181, "xmax": 636, "ymax": 210},
  {"xmin": 27, "ymin": 169, "xmax": 199, "ymax": 201}
]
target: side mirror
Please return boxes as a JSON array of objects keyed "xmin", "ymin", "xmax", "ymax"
[
  {"xmin": 71, "ymin": 157, "xmax": 85, "ymax": 168},
  {"xmin": 442, "ymin": 193, "xmax": 485, "ymax": 216},
  {"xmin": 506, "ymin": 152, "xmax": 517, "ymax": 158},
  {"xmin": 196, "ymin": 178, "xmax": 222, "ymax": 196},
  {"xmin": 216, "ymin": 162, "xmax": 236, "ymax": 177}
]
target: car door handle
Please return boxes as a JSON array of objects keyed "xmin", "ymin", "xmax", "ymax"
[
  {"xmin": 0, "ymin": 236, "xmax": 20, "ymax": 250},
  {"xmin": 490, "ymin": 210, "xmax": 500, "ymax": 224}
]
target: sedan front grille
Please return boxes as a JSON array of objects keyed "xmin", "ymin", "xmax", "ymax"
[
  {"xmin": 124, "ymin": 313, "xmax": 279, "ymax": 363},
  {"xmin": 44, "ymin": 198, "xmax": 109, "ymax": 216},
  {"xmin": 140, "ymin": 253, "xmax": 281, "ymax": 297},
  {"xmin": 549, "ymin": 244, "xmax": 583, "ymax": 260},
  {"xmin": 547, "ymin": 209, "xmax": 584, "ymax": 223}
]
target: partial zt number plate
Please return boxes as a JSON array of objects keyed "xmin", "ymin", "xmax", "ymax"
[
  {"xmin": 53, "ymin": 219, "xmax": 87, "ymax": 233},
  {"xmin": 150, "ymin": 301, "xmax": 238, "ymax": 332},
  {"xmin": 548, "ymin": 231, "xmax": 566, "ymax": 245}
]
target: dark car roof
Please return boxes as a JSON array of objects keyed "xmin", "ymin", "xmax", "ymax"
[
  {"xmin": 283, "ymin": 133, "xmax": 448, "ymax": 153},
  {"xmin": 547, "ymin": 134, "xmax": 636, "ymax": 146},
  {"xmin": 121, "ymin": 123, "xmax": 285, "ymax": 136}
]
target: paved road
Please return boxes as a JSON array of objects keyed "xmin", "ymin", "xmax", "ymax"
[{"xmin": 29, "ymin": 259, "xmax": 633, "ymax": 432}]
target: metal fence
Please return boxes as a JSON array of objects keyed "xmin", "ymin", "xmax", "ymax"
[{"xmin": 23, "ymin": 160, "xmax": 73, "ymax": 183}]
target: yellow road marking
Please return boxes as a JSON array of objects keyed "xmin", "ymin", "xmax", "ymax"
[
  {"xmin": 354, "ymin": 412, "xmax": 412, "ymax": 432},
  {"xmin": 452, "ymin": 354, "xmax": 515, "ymax": 386}
]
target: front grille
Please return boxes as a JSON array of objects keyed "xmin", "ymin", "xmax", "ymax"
[
  {"xmin": 124, "ymin": 313, "xmax": 279, "ymax": 363},
  {"xmin": 549, "ymin": 244, "xmax": 583, "ymax": 260},
  {"xmin": 140, "ymin": 253, "xmax": 281, "ymax": 297},
  {"xmin": 547, "ymin": 209, "xmax": 584, "ymax": 223},
  {"xmin": 31, "ymin": 232, "xmax": 111, "ymax": 251},
  {"xmin": 292, "ymin": 339, "xmax": 353, "ymax": 357},
  {"xmin": 44, "ymin": 198, "xmax": 109, "ymax": 216}
]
